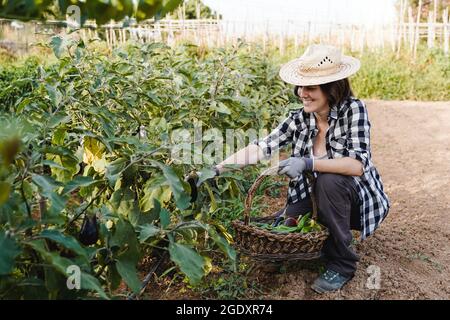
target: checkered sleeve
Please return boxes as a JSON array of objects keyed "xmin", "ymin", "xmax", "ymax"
[
  {"xmin": 346, "ymin": 100, "xmax": 372, "ymax": 172},
  {"xmin": 253, "ymin": 114, "xmax": 297, "ymax": 158}
]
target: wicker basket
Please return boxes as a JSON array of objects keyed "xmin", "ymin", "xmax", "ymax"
[{"xmin": 232, "ymin": 170, "xmax": 329, "ymax": 262}]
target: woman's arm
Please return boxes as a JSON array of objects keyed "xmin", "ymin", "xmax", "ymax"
[
  {"xmin": 215, "ymin": 144, "xmax": 266, "ymax": 174},
  {"xmin": 215, "ymin": 111, "xmax": 299, "ymax": 174},
  {"xmin": 313, "ymin": 157, "xmax": 364, "ymax": 177}
]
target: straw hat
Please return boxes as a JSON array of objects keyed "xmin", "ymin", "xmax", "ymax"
[{"xmin": 279, "ymin": 44, "xmax": 360, "ymax": 86}]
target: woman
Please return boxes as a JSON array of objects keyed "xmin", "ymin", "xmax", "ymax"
[{"xmin": 212, "ymin": 44, "xmax": 390, "ymax": 293}]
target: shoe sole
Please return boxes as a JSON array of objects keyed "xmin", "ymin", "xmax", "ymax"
[
  {"xmin": 311, "ymin": 278, "xmax": 352, "ymax": 294},
  {"xmin": 310, "ymin": 283, "xmax": 330, "ymax": 294}
]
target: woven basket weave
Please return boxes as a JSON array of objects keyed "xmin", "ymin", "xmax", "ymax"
[{"xmin": 232, "ymin": 169, "xmax": 329, "ymax": 262}]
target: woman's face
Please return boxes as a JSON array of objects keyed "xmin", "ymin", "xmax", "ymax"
[{"xmin": 296, "ymin": 86, "xmax": 329, "ymax": 114}]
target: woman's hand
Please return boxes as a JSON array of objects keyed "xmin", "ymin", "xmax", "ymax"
[{"xmin": 277, "ymin": 157, "xmax": 313, "ymax": 179}]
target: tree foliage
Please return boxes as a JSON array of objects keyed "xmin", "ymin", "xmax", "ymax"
[{"xmin": 0, "ymin": 0, "xmax": 184, "ymax": 25}]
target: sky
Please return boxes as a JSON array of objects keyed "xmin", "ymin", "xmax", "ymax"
[{"xmin": 203, "ymin": 0, "xmax": 398, "ymax": 27}]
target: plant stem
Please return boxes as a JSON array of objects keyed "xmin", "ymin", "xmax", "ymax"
[{"xmin": 65, "ymin": 185, "xmax": 107, "ymax": 230}]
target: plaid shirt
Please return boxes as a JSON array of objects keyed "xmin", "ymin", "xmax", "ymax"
[{"xmin": 255, "ymin": 97, "xmax": 390, "ymax": 239}]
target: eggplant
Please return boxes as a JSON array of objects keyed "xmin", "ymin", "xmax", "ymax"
[
  {"xmin": 79, "ymin": 214, "xmax": 99, "ymax": 246},
  {"xmin": 283, "ymin": 217, "xmax": 298, "ymax": 227},
  {"xmin": 185, "ymin": 172, "xmax": 199, "ymax": 203}
]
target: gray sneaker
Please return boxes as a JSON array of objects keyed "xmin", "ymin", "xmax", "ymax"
[{"xmin": 311, "ymin": 269, "xmax": 352, "ymax": 293}]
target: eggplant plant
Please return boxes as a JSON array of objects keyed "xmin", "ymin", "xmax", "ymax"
[{"xmin": 0, "ymin": 36, "xmax": 294, "ymax": 299}]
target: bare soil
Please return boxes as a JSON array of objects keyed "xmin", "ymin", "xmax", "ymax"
[{"xmin": 143, "ymin": 100, "xmax": 450, "ymax": 300}]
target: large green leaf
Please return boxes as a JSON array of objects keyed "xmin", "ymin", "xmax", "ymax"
[
  {"xmin": 48, "ymin": 112, "xmax": 70, "ymax": 128},
  {"xmin": 80, "ymin": 272, "xmax": 109, "ymax": 300},
  {"xmin": 49, "ymin": 36, "xmax": 66, "ymax": 59},
  {"xmin": 168, "ymin": 241, "xmax": 205, "ymax": 285},
  {"xmin": 62, "ymin": 176, "xmax": 101, "ymax": 195},
  {"xmin": 26, "ymin": 240, "xmax": 73, "ymax": 274},
  {"xmin": 38, "ymin": 229, "xmax": 88, "ymax": 261},
  {"xmin": 138, "ymin": 224, "xmax": 161, "ymax": 243},
  {"xmin": 31, "ymin": 174, "xmax": 62, "ymax": 193},
  {"xmin": 105, "ymin": 158, "xmax": 127, "ymax": 188},
  {"xmin": 116, "ymin": 258, "xmax": 141, "ymax": 294},
  {"xmin": 110, "ymin": 188, "xmax": 140, "ymax": 220},
  {"xmin": 45, "ymin": 83, "xmax": 63, "ymax": 107},
  {"xmin": 27, "ymin": 239, "xmax": 108, "ymax": 299},
  {"xmin": 110, "ymin": 218, "xmax": 140, "ymax": 263},
  {"xmin": 141, "ymin": 184, "xmax": 172, "ymax": 212},
  {"xmin": 206, "ymin": 226, "xmax": 236, "ymax": 263},
  {"xmin": 42, "ymin": 159, "xmax": 69, "ymax": 171},
  {"xmin": 108, "ymin": 218, "xmax": 141, "ymax": 294},
  {"xmin": 149, "ymin": 161, "xmax": 189, "ymax": 210},
  {"xmin": 0, "ymin": 230, "xmax": 21, "ymax": 275},
  {"xmin": 159, "ymin": 208, "xmax": 170, "ymax": 229},
  {"xmin": 45, "ymin": 192, "xmax": 68, "ymax": 220},
  {"xmin": 196, "ymin": 167, "xmax": 217, "ymax": 186}
]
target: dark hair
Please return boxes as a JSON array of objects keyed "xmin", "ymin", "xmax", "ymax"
[{"xmin": 294, "ymin": 78, "xmax": 354, "ymax": 108}]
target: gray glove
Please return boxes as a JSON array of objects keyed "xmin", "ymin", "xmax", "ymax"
[{"xmin": 277, "ymin": 157, "xmax": 313, "ymax": 179}]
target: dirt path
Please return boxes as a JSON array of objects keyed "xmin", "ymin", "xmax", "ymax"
[{"xmin": 248, "ymin": 100, "xmax": 450, "ymax": 300}]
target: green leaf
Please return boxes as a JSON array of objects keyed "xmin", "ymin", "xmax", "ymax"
[
  {"xmin": 168, "ymin": 241, "xmax": 205, "ymax": 285},
  {"xmin": 138, "ymin": 224, "xmax": 161, "ymax": 243},
  {"xmin": 39, "ymin": 229, "xmax": 88, "ymax": 261},
  {"xmin": 0, "ymin": 181, "xmax": 11, "ymax": 206},
  {"xmin": 42, "ymin": 160, "xmax": 69, "ymax": 171},
  {"xmin": 50, "ymin": 36, "xmax": 66, "ymax": 59},
  {"xmin": 31, "ymin": 174, "xmax": 62, "ymax": 193},
  {"xmin": 214, "ymin": 102, "xmax": 232, "ymax": 115},
  {"xmin": 80, "ymin": 272, "xmax": 109, "ymax": 300},
  {"xmin": 0, "ymin": 230, "xmax": 21, "ymax": 275},
  {"xmin": 196, "ymin": 167, "xmax": 216, "ymax": 186},
  {"xmin": 44, "ymin": 192, "xmax": 68, "ymax": 222},
  {"xmin": 110, "ymin": 188, "xmax": 140, "ymax": 220},
  {"xmin": 45, "ymin": 84, "xmax": 63, "ymax": 107},
  {"xmin": 62, "ymin": 176, "xmax": 100, "ymax": 195},
  {"xmin": 149, "ymin": 161, "xmax": 189, "ymax": 210},
  {"xmin": 110, "ymin": 218, "xmax": 139, "ymax": 264},
  {"xmin": 206, "ymin": 226, "xmax": 236, "ymax": 262},
  {"xmin": 48, "ymin": 112, "xmax": 70, "ymax": 128},
  {"xmin": 116, "ymin": 258, "xmax": 141, "ymax": 294},
  {"xmin": 106, "ymin": 264, "xmax": 122, "ymax": 291},
  {"xmin": 105, "ymin": 158, "xmax": 127, "ymax": 187},
  {"xmin": 203, "ymin": 183, "xmax": 217, "ymax": 213},
  {"xmin": 141, "ymin": 184, "xmax": 172, "ymax": 212},
  {"xmin": 44, "ymin": 266, "xmax": 63, "ymax": 299},
  {"xmin": 15, "ymin": 97, "xmax": 34, "ymax": 113},
  {"xmin": 159, "ymin": 208, "xmax": 170, "ymax": 229},
  {"xmin": 42, "ymin": 146, "xmax": 79, "ymax": 161},
  {"xmin": 26, "ymin": 239, "xmax": 72, "ymax": 274},
  {"xmin": 52, "ymin": 127, "xmax": 66, "ymax": 145}
]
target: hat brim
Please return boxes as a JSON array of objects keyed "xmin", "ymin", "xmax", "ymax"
[{"xmin": 279, "ymin": 55, "xmax": 361, "ymax": 86}]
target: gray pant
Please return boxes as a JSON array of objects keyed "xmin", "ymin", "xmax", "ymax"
[{"xmin": 275, "ymin": 173, "xmax": 362, "ymax": 277}]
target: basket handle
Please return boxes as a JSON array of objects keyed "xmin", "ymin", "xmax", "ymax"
[{"xmin": 243, "ymin": 167, "xmax": 318, "ymax": 225}]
